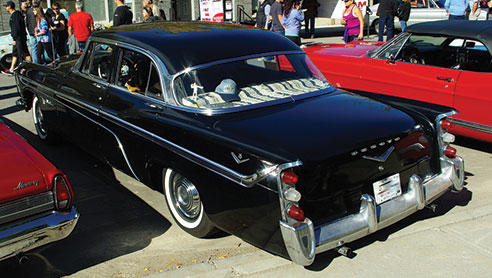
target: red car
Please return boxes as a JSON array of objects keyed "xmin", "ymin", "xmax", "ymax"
[
  {"xmin": 0, "ymin": 120, "xmax": 78, "ymax": 261},
  {"xmin": 306, "ymin": 20, "xmax": 492, "ymax": 143}
]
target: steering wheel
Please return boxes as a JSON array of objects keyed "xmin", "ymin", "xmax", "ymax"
[{"xmin": 97, "ymin": 59, "xmax": 110, "ymax": 79}]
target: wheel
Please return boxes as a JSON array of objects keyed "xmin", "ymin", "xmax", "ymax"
[
  {"xmin": 372, "ymin": 19, "xmax": 380, "ymax": 35},
  {"xmin": 0, "ymin": 54, "xmax": 12, "ymax": 71},
  {"xmin": 163, "ymin": 168, "xmax": 217, "ymax": 238},
  {"xmin": 32, "ymin": 95, "xmax": 58, "ymax": 144}
]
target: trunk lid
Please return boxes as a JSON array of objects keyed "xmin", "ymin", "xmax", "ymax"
[{"xmin": 0, "ymin": 123, "xmax": 51, "ymax": 204}]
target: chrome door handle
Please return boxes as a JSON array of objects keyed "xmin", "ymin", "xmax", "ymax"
[
  {"xmin": 146, "ymin": 102, "xmax": 164, "ymax": 110},
  {"xmin": 436, "ymin": 76, "xmax": 452, "ymax": 82},
  {"xmin": 92, "ymin": 83, "xmax": 103, "ymax": 89}
]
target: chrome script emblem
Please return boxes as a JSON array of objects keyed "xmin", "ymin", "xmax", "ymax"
[
  {"xmin": 231, "ymin": 152, "xmax": 250, "ymax": 164},
  {"xmin": 14, "ymin": 180, "xmax": 39, "ymax": 191},
  {"xmin": 363, "ymin": 146, "xmax": 395, "ymax": 163}
]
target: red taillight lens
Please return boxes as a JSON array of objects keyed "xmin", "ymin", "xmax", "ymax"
[
  {"xmin": 54, "ymin": 175, "xmax": 72, "ymax": 210},
  {"xmin": 288, "ymin": 205, "xmax": 305, "ymax": 221},
  {"xmin": 441, "ymin": 119, "xmax": 452, "ymax": 130},
  {"xmin": 282, "ymin": 172, "xmax": 298, "ymax": 184},
  {"xmin": 444, "ymin": 146, "xmax": 457, "ymax": 158}
]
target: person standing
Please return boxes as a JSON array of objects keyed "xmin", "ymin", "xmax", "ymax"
[
  {"xmin": 33, "ymin": 7, "xmax": 54, "ymax": 64},
  {"xmin": 488, "ymin": 0, "xmax": 492, "ymax": 20},
  {"xmin": 50, "ymin": 2, "xmax": 68, "ymax": 57},
  {"xmin": 467, "ymin": 0, "xmax": 480, "ymax": 19},
  {"xmin": 20, "ymin": 0, "xmax": 39, "ymax": 64},
  {"xmin": 143, "ymin": 0, "xmax": 164, "ymax": 20},
  {"xmin": 67, "ymin": 1, "xmax": 94, "ymax": 52},
  {"xmin": 271, "ymin": 0, "xmax": 284, "ymax": 35},
  {"xmin": 377, "ymin": 0, "xmax": 398, "ymax": 42},
  {"xmin": 4, "ymin": 1, "xmax": 31, "ymax": 74},
  {"xmin": 342, "ymin": 0, "xmax": 364, "ymax": 43},
  {"xmin": 113, "ymin": 0, "xmax": 133, "ymax": 27},
  {"xmin": 444, "ymin": 0, "xmax": 468, "ymax": 19},
  {"xmin": 301, "ymin": 0, "xmax": 320, "ymax": 38},
  {"xmin": 256, "ymin": 0, "xmax": 269, "ymax": 29},
  {"xmin": 142, "ymin": 6, "xmax": 157, "ymax": 22},
  {"xmin": 398, "ymin": 0, "xmax": 411, "ymax": 31},
  {"xmin": 282, "ymin": 0, "xmax": 304, "ymax": 45}
]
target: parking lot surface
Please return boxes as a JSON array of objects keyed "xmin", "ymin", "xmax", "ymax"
[{"xmin": 0, "ymin": 30, "xmax": 491, "ymax": 277}]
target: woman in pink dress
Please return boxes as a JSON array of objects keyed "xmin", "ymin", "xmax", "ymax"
[{"xmin": 341, "ymin": 0, "xmax": 364, "ymax": 43}]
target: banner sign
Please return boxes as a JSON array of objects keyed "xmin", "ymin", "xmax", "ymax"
[{"xmin": 200, "ymin": 0, "xmax": 224, "ymax": 22}]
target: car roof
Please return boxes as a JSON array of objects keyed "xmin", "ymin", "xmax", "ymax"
[
  {"xmin": 406, "ymin": 20, "xmax": 492, "ymax": 53},
  {"xmin": 92, "ymin": 21, "xmax": 301, "ymax": 75}
]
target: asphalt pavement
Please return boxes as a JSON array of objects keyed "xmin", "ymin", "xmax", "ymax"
[{"xmin": 0, "ymin": 29, "xmax": 491, "ymax": 278}]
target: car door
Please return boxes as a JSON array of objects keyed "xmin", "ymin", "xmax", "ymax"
[
  {"xmin": 451, "ymin": 40, "xmax": 492, "ymax": 141},
  {"xmin": 56, "ymin": 41, "xmax": 115, "ymax": 160},
  {"xmin": 357, "ymin": 34, "xmax": 459, "ymax": 107},
  {"xmin": 97, "ymin": 46, "xmax": 166, "ymax": 180}
]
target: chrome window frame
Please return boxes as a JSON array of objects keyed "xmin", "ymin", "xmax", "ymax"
[{"xmin": 74, "ymin": 37, "xmax": 173, "ymax": 103}]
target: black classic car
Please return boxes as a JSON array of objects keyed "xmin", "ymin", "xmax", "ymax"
[{"xmin": 14, "ymin": 22, "xmax": 464, "ymax": 265}]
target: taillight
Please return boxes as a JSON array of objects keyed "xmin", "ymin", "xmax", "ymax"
[
  {"xmin": 444, "ymin": 146, "xmax": 457, "ymax": 158},
  {"xmin": 282, "ymin": 171, "xmax": 298, "ymax": 184},
  {"xmin": 441, "ymin": 119, "xmax": 452, "ymax": 130},
  {"xmin": 288, "ymin": 205, "xmax": 305, "ymax": 221},
  {"xmin": 54, "ymin": 175, "xmax": 72, "ymax": 210}
]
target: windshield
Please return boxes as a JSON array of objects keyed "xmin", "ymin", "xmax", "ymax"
[{"xmin": 173, "ymin": 53, "xmax": 331, "ymax": 110}]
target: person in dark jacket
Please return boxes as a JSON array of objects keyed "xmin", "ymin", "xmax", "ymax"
[
  {"xmin": 21, "ymin": 0, "xmax": 39, "ymax": 64},
  {"xmin": 3, "ymin": 1, "xmax": 31, "ymax": 74},
  {"xmin": 113, "ymin": 0, "xmax": 133, "ymax": 27},
  {"xmin": 376, "ymin": 0, "xmax": 398, "ymax": 41},
  {"xmin": 301, "ymin": 0, "xmax": 320, "ymax": 38},
  {"xmin": 50, "ymin": 2, "xmax": 69, "ymax": 57},
  {"xmin": 398, "ymin": 0, "xmax": 411, "ymax": 31},
  {"xmin": 256, "ymin": 0, "xmax": 269, "ymax": 29}
]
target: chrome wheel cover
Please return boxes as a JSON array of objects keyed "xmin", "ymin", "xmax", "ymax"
[
  {"xmin": 170, "ymin": 172, "xmax": 201, "ymax": 220},
  {"xmin": 33, "ymin": 97, "xmax": 48, "ymax": 137}
]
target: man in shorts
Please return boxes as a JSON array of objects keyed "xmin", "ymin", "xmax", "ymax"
[{"xmin": 4, "ymin": 1, "xmax": 31, "ymax": 74}]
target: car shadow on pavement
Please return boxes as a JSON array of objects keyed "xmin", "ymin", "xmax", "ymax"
[
  {"xmin": 306, "ymin": 186, "xmax": 473, "ymax": 271},
  {"xmin": 0, "ymin": 91, "xmax": 17, "ymax": 100},
  {"xmin": 455, "ymin": 136, "xmax": 491, "ymax": 154},
  {"xmin": 0, "ymin": 116, "xmax": 172, "ymax": 277}
]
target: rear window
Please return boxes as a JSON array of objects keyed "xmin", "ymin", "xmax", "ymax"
[{"xmin": 173, "ymin": 54, "xmax": 331, "ymax": 110}]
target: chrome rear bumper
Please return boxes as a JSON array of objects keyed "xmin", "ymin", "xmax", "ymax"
[
  {"xmin": 280, "ymin": 156, "xmax": 464, "ymax": 266},
  {"xmin": 0, "ymin": 207, "xmax": 79, "ymax": 261}
]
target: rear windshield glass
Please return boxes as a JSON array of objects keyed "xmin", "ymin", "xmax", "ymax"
[{"xmin": 173, "ymin": 54, "xmax": 331, "ymax": 110}]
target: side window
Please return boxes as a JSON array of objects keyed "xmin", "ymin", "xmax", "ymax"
[
  {"xmin": 115, "ymin": 48, "xmax": 162, "ymax": 99},
  {"xmin": 80, "ymin": 42, "xmax": 114, "ymax": 81},
  {"xmin": 80, "ymin": 43, "xmax": 94, "ymax": 74}
]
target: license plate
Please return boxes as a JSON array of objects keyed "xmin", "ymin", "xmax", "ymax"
[{"xmin": 372, "ymin": 173, "xmax": 402, "ymax": 205}]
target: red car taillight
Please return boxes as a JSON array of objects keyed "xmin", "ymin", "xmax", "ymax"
[
  {"xmin": 288, "ymin": 205, "xmax": 305, "ymax": 221},
  {"xmin": 440, "ymin": 119, "xmax": 453, "ymax": 131},
  {"xmin": 282, "ymin": 171, "xmax": 298, "ymax": 184},
  {"xmin": 54, "ymin": 175, "xmax": 72, "ymax": 210},
  {"xmin": 444, "ymin": 146, "xmax": 457, "ymax": 158}
]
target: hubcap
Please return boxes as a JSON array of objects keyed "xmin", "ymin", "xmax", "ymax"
[
  {"xmin": 35, "ymin": 99, "xmax": 47, "ymax": 135},
  {"xmin": 172, "ymin": 173, "xmax": 201, "ymax": 220}
]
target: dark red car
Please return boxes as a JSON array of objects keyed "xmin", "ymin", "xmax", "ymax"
[
  {"xmin": 306, "ymin": 20, "xmax": 492, "ymax": 143},
  {"xmin": 0, "ymin": 120, "xmax": 78, "ymax": 261}
]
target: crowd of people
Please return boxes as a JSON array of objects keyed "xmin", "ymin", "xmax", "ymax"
[
  {"xmin": 3, "ymin": 0, "xmax": 166, "ymax": 74},
  {"xmin": 255, "ymin": 0, "xmax": 320, "ymax": 46}
]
